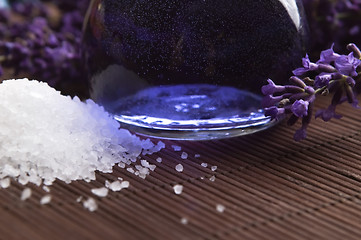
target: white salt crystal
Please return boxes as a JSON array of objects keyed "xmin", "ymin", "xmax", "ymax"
[
  {"xmin": 173, "ymin": 184, "xmax": 183, "ymax": 195},
  {"xmin": 21, "ymin": 188, "xmax": 32, "ymax": 201},
  {"xmin": 140, "ymin": 160, "xmax": 150, "ymax": 168},
  {"xmin": 211, "ymin": 166, "xmax": 218, "ymax": 171},
  {"xmin": 117, "ymin": 177, "xmax": 123, "ymax": 181},
  {"xmin": 216, "ymin": 204, "xmax": 225, "ymax": 213},
  {"xmin": 201, "ymin": 163, "xmax": 208, "ymax": 168},
  {"xmin": 175, "ymin": 164, "xmax": 184, "ymax": 172},
  {"xmin": 42, "ymin": 186, "xmax": 50, "ymax": 192},
  {"xmin": 91, "ymin": 187, "xmax": 108, "ymax": 197},
  {"xmin": 156, "ymin": 157, "xmax": 162, "ymax": 163},
  {"xmin": 171, "ymin": 145, "xmax": 182, "ymax": 151},
  {"xmin": 106, "ymin": 180, "xmax": 129, "ymax": 191},
  {"xmin": 149, "ymin": 164, "xmax": 156, "ymax": 171},
  {"xmin": 0, "ymin": 79, "xmax": 163, "ymax": 186},
  {"xmin": 209, "ymin": 175, "xmax": 216, "ymax": 182},
  {"xmin": 181, "ymin": 152, "xmax": 188, "ymax": 159},
  {"xmin": 40, "ymin": 195, "xmax": 52, "ymax": 205},
  {"xmin": 0, "ymin": 178, "xmax": 10, "ymax": 188},
  {"xmin": 181, "ymin": 218, "xmax": 188, "ymax": 224},
  {"xmin": 76, "ymin": 196, "xmax": 83, "ymax": 202},
  {"xmin": 83, "ymin": 197, "xmax": 98, "ymax": 212},
  {"xmin": 121, "ymin": 181, "xmax": 130, "ymax": 188},
  {"xmin": 194, "ymin": 154, "xmax": 201, "ymax": 158},
  {"xmin": 118, "ymin": 162, "xmax": 126, "ymax": 168},
  {"xmin": 127, "ymin": 168, "xmax": 135, "ymax": 173}
]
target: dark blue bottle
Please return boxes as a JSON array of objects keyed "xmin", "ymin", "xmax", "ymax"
[{"xmin": 83, "ymin": 0, "xmax": 308, "ymax": 140}]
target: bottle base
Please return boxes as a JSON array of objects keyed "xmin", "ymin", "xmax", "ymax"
[
  {"xmin": 107, "ymin": 84, "xmax": 275, "ymax": 140},
  {"xmin": 114, "ymin": 113, "xmax": 276, "ymax": 140}
]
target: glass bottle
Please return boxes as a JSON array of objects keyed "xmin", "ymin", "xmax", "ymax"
[{"xmin": 83, "ymin": 0, "xmax": 308, "ymax": 140}]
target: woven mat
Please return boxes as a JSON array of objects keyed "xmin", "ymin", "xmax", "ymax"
[{"xmin": 2, "ymin": 95, "xmax": 361, "ymax": 240}]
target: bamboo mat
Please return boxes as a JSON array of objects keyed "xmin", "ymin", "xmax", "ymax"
[{"xmin": 2, "ymin": 95, "xmax": 361, "ymax": 240}]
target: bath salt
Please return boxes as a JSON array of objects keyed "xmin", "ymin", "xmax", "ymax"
[
  {"xmin": 181, "ymin": 152, "xmax": 188, "ymax": 159},
  {"xmin": 42, "ymin": 186, "xmax": 50, "ymax": 192},
  {"xmin": 201, "ymin": 163, "xmax": 208, "ymax": 168},
  {"xmin": 0, "ymin": 178, "xmax": 10, "ymax": 188},
  {"xmin": 209, "ymin": 175, "xmax": 216, "ymax": 182},
  {"xmin": 40, "ymin": 195, "xmax": 52, "ymax": 205},
  {"xmin": 180, "ymin": 218, "xmax": 188, "ymax": 224},
  {"xmin": 0, "ymin": 79, "xmax": 165, "ymax": 186},
  {"xmin": 105, "ymin": 180, "xmax": 129, "ymax": 191},
  {"xmin": 83, "ymin": 197, "xmax": 98, "ymax": 212},
  {"xmin": 91, "ymin": 187, "xmax": 109, "ymax": 197},
  {"xmin": 211, "ymin": 166, "xmax": 218, "ymax": 171},
  {"xmin": 216, "ymin": 204, "xmax": 226, "ymax": 213},
  {"xmin": 173, "ymin": 184, "xmax": 183, "ymax": 195},
  {"xmin": 21, "ymin": 188, "xmax": 32, "ymax": 201},
  {"xmin": 175, "ymin": 164, "xmax": 184, "ymax": 172},
  {"xmin": 171, "ymin": 145, "xmax": 182, "ymax": 151}
]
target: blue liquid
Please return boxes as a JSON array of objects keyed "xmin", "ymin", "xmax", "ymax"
[{"xmin": 107, "ymin": 84, "xmax": 274, "ymax": 140}]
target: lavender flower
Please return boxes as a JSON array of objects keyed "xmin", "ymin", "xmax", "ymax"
[
  {"xmin": 263, "ymin": 43, "xmax": 361, "ymax": 141},
  {"xmin": 293, "ymin": 54, "xmax": 319, "ymax": 76},
  {"xmin": 0, "ymin": 0, "xmax": 90, "ymax": 98},
  {"xmin": 334, "ymin": 52, "xmax": 361, "ymax": 76},
  {"xmin": 291, "ymin": 100, "xmax": 309, "ymax": 118}
]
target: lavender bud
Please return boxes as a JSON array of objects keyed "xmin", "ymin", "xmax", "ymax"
[
  {"xmin": 289, "ymin": 76, "xmax": 306, "ymax": 88},
  {"xmin": 347, "ymin": 43, "xmax": 361, "ymax": 59},
  {"xmin": 317, "ymin": 63, "xmax": 337, "ymax": 73}
]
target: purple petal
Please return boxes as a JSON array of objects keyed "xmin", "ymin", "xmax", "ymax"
[
  {"xmin": 317, "ymin": 43, "xmax": 340, "ymax": 64},
  {"xmin": 261, "ymin": 79, "xmax": 285, "ymax": 95},
  {"xmin": 291, "ymin": 99, "xmax": 309, "ymax": 118},
  {"xmin": 335, "ymin": 52, "xmax": 361, "ymax": 77},
  {"xmin": 294, "ymin": 127, "xmax": 307, "ymax": 141}
]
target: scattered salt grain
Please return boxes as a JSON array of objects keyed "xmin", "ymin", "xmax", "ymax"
[
  {"xmin": 194, "ymin": 154, "xmax": 201, "ymax": 158},
  {"xmin": 172, "ymin": 145, "xmax": 182, "ymax": 151},
  {"xmin": 121, "ymin": 181, "xmax": 130, "ymax": 188},
  {"xmin": 149, "ymin": 164, "xmax": 156, "ymax": 171},
  {"xmin": 201, "ymin": 163, "xmax": 208, "ymax": 168},
  {"xmin": 83, "ymin": 197, "xmax": 98, "ymax": 212},
  {"xmin": 216, "ymin": 204, "xmax": 225, "ymax": 213},
  {"xmin": 0, "ymin": 79, "xmax": 163, "ymax": 186},
  {"xmin": 140, "ymin": 160, "xmax": 150, "ymax": 168},
  {"xmin": 91, "ymin": 187, "xmax": 108, "ymax": 197},
  {"xmin": 0, "ymin": 178, "xmax": 10, "ymax": 188},
  {"xmin": 76, "ymin": 196, "xmax": 83, "ymax": 202},
  {"xmin": 106, "ymin": 180, "xmax": 129, "ymax": 191},
  {"xmin": 181, "ymin": 218, "xmax": 188, "ymax": 224},
  {"xmin": 156, "ymin": 157, "xmax": 162, "ymax": 163},
  {"xmin": 42, "ymin": 186, "xmax": 50, "ymax": 192},
  {"xmin": 127, "ymin": 168, "xmax": 135, "ymax": 173},
  {"xmin": 21, "ymin": 188, "xmax": 32, "ymax": 201},
  {"xmin": 211, "ymin": 166, "xmax": 218, "ymax": 171},
  {"xmin": 40, "ymin": 195, "xmax": 52, "ymax": 205},
  {"xmin": 175, "ymin": 164, "xmax": 184, "ymax": 172},
  {"xmin": 181, "ymin": 152, "xmax": 188, "ymax": 159},
  {"xmin": 118, "ymin": 162, "xmax": 126, "ymax": 168},
  {"xmin": 209, "ymin": 175, "xmax": 216, "ymax": 182},
  {"xmin": 173, "ymin": 184, "xmax": 183, "ymax": 195}
]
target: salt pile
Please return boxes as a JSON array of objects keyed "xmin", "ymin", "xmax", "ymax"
[{"xmin": 0, "ymin": 79, "xmax": 165, "ymax": 186}]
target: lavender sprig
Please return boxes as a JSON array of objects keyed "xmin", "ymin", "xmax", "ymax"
[{"xmin": 262, "ymin": 43, "xmax": 361, "ymax": 141}]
